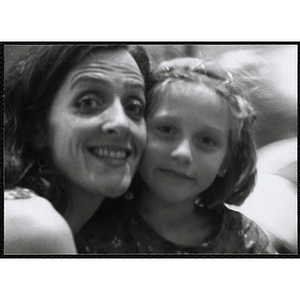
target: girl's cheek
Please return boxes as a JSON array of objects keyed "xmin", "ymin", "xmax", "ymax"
[{"xmin": 153, "ymin": 142, "xmax": 170, "ymax": 156}]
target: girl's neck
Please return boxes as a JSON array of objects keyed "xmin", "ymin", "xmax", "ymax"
[
  {"xmin": 63, "ymin": 185, "xmax": 105, "ymax": 236},
  {"xmin": 134, "ymin": 188, "xmax": 221, "ymax": 247},
  {"xmin": 135, "ymin": 189, "xmax": 198, "ymax": 226}
]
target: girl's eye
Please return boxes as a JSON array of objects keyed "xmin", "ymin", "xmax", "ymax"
[
  {"xmin": 77, "ymin": 95, "xmax": 102, "ymax": 112},
  {"xmin": 195, "ymin": 136, "xmax": 217, "ymax": 149},
  {"xmin": 125, "ymin": 100, "xmax": 144, "ymax": 119},
  {"xmin": 157, "ymin": 126, "xmax": 176, "ymax": 135}
]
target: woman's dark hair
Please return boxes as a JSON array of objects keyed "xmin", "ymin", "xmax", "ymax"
[
  {"xmin": 143, "ymin": 57, "xmax": 257, "ymax": 208},
  {"xmin": 5, "ymin": 45, "xmax": 150, "ymax": 213}
]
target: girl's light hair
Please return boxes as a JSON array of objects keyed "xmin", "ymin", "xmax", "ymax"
[{"xmin": 145, "ymin": 57, "xmax": 257, "ymax": 208}]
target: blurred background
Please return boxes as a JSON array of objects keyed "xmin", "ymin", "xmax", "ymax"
[
  {"xmin": 5, "ymin": 44, "xmax": 297, "ymax": 149},
  {"xmin": 4, "ymin": 44, "xmax": 298, "ymax": 253}
]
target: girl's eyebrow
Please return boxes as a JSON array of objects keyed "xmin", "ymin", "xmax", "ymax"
[
  {"xmin": 150, "ymin": 115, "xmax": 227, "ymax": 137},
  {"xmin": 202, "ymin": 126, "xmax": 228, "ymax": 140}
]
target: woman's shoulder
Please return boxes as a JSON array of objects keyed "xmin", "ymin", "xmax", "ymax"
[
  {"xmin": 4, "ymin": 187, "xmax": 76, "ymax": 254},
  {"xmin": 4, "ymin": 187, "xmax": 39, "ymax": 200}
]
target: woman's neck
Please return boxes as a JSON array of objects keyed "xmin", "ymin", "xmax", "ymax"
[{"xmin": 63, "ymin": 185, "xmax": 105, "ymax": 236}]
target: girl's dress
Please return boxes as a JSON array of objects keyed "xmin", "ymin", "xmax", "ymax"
[{"xmin": 75, "ymin": 199, "xmax": 276, "ymax": 254}]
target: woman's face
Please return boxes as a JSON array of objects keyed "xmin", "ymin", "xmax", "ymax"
[
  {"xmin": 45, "ymin": 49, "xmax": 147, "ymax": 199},
  {"xmin": 139, "ymin": 82, "xmax": 230, "ymax": 204}
]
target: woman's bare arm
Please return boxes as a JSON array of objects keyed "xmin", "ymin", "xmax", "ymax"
[{"xmin": 4, "ymin": 190, "xmax": 77, "ymax": 255}]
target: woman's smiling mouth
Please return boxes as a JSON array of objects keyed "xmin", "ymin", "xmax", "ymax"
[{"xmin": 88, "ymin": 147, "xmax": 132, "ymax": 164}]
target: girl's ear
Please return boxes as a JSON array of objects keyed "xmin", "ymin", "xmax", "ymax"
[{"xmin": 217, "ymin": 160, "xmax": 228, "ymax": 178}]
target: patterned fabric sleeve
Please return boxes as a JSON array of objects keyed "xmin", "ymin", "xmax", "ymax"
[
  {"xmin": 263, "ymin": 242, "xmax": 279, "ymax": 254},
  {"xmin": 241, "ymin": 213, "xmax": 278, "ymax": 254}
]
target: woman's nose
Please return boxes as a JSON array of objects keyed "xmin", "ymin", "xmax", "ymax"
[
  {"xmin": 101, "ymin": 99, "xmax": 130, "ymax": 136},
  {"xmin": 170, "ymin": 139, "xmax": 193, "ymax": 164}
]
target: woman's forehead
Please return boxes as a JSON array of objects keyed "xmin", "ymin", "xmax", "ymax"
[
  {"xmin": 60, "ymin": 49, "xmax": 145, "ymax": 92},
  {"xmin": 73, "ymin": 49, "xmax": 142, "ymax": 76}
]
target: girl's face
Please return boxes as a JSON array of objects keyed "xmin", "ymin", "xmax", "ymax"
[
  {"xmin": 45, "ymin": 49, "xmax": 147, "ymax": 199},
  {"xmin": 139, "ymin": 81, "xmax": 230, "ymax": 204}
]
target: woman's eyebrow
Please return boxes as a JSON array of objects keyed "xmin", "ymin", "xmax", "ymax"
[
  {"xmin": 69, "ymin": 74, "xmax": 145, "ymax": 92},
  {"xmin": 70, "ymin": 74, "xmax": 107, "ymax": 89},
  {"xmin": 123, "ymin": 81, "xmax": 145, "ymax": 91}
]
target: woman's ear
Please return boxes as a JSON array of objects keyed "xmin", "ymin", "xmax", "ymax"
[
  {"xmin": 26, "ymin": 121, "xmax": 47, "ymax": 151},
  {"xmin": 32, "ymin": 135, "xmax": 47, "ymax": 150}
]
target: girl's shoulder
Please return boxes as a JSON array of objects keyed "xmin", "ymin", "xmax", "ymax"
[
  {"xmin": 4, "ymin": 187, "xmax": 76, "ymax": 254},
  {"xmin": 223, "ymin": 207, "xmax": 277, "ymax": 253}
]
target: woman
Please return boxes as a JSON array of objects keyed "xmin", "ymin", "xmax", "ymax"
[{"xmin": 4, "ymin": 45, "xmax": 150, "ymax": 254}]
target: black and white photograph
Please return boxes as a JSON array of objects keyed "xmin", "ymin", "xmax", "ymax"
[
  {"xmin": 3, "ymin": 43, "xmax": 297, "ymax": 256},
  {"xmin": 1, "ymin": 3, "xmax": 299, "ymax": 298}
]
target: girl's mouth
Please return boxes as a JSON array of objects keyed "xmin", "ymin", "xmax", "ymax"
[{"xmin": 159, "ymin": 168, "xmax": 193, "ymax": 181}]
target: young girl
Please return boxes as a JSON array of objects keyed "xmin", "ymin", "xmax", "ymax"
[{"xmin": 75, "ymin": 57, "xmax": 277, "ymax": 254}]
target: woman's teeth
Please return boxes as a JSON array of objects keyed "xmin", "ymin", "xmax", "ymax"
[{"xmin": 90, "ymin": 148, "xmax": 127, "ymax": 159}]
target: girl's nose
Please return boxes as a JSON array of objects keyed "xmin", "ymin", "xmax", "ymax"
[
  {"xmin": 170, "ymin": 139, "xmax": 193, "ymax": 164},
  {"xmin": 101, "ymin": 99, "xmax": 130, "ymax": 136}
]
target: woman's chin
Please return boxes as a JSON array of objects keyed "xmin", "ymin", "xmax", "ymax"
[
  {"xmin": 101, "ymin": 179, "xmax": 132, "ymax": 198},
  {"xmin": 104, "ymin": 188, "xmax": 128, "ymax": 198}
]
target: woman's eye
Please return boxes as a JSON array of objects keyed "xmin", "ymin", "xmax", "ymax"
[
  {"xmin": 125, "ymin": 100, "xmax": 144, "ymax": 119},
  {"xmin": 77, "ymin": 95, "xmax": 102, "ymax": 112}
]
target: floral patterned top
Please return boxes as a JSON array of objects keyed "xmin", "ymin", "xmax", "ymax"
[{"xmin": 75, "ymin": 199, "xmax": 277, "ymax": 254}]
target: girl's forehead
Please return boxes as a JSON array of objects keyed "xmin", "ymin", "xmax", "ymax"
[
  {"xmin": 156, "ymin": 79, "xmax": 215, "ymax": 96},
  {"xmin": 151, "ymin": 80, "xmax": 220, "ymax": 109},
  {"xmin": 148, "ymin": 80, "xmax": 229, "ymax": 119}
]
